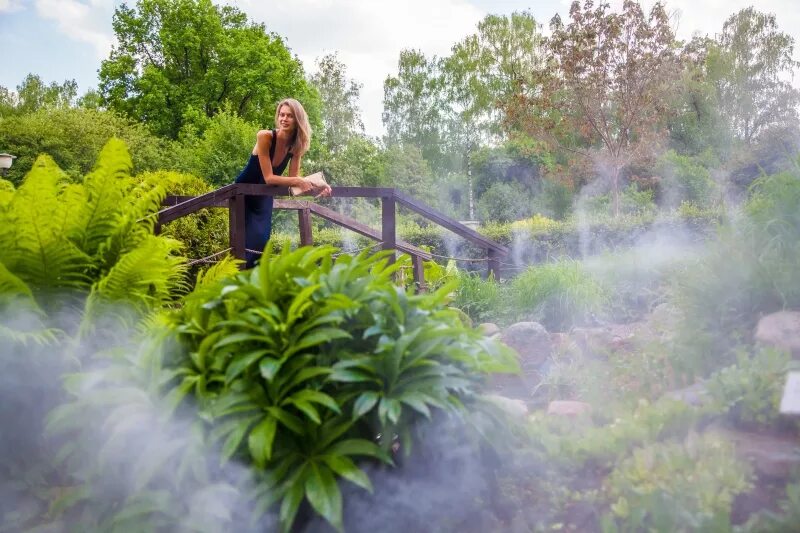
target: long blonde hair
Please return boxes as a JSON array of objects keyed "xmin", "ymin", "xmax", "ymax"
[{"xmin": 275, "ymin": 98, "xmax": 311, "ymax": 157}]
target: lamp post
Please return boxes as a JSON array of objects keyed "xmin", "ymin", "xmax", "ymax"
[{"xmin": 0, "ymin": 153, "xmax": 15, "ymax": 177}]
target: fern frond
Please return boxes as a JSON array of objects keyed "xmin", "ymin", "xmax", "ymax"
[
  {"xmin": 82, "ymin": 235, "xmax": 188, "ymax": 332},
  {"xmin": 3, "ymin": 156, "xmax": 93, "ymax": 292},
  {"xmin": 74, "ymin": 138, "xmax": 134, "ymax": 256},
  {"xmin": 195, "ymin": 255, "xmax": 241, "ymax": 288},
  {"xmin": 95, "ymin": 180, "xmax": 167, "ymax": 271},
  {"xmin": 0, "ymin": 178, "xmax": 14, "ymax": 209},
  {"xmin": 0, "ymin": 261, "xmax": 35, "ymax": 301}
]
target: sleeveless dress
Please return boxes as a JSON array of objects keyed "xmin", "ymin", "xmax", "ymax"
[{"xmin": 234, "ymin": 129, "xmax": 293, "ymax": 268}]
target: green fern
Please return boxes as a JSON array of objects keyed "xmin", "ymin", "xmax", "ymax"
[
  {"xmin": 1, "ymin": 155, "xmax": 92, "ymax": 292},
  {"xmin": 73, "ymin": 138, "xmax": 134, "ymax": 257},
  {"xmin": 81, "ymin": 235, "xmax": 188, "ymax": 333}
]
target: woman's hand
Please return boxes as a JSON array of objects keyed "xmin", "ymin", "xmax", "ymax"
[
  {"xmin": 293, "ymin": 178, "xmax": 314, "ymax": 195},
  {"xmin": 315, "ymin": 183, "xmax": 333, "ymax": 198}
]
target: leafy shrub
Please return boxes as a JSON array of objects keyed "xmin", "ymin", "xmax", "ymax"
[
  {"xmin": 139, "ymin": 170, "xmax": 230, "ymax": 266},
  {"xmin": 453, "ymin": 271, "xmax": 501, "ymax": 324},
  {"xmin": 476, "ymin": 182, "xmax": 534, "ymax": 223},
  {"xmin": 706, "ymin": 347, "xmax": 792, "ymax": 428},
  {"xmin": 670, "ymin": 170, "xmax": 800, "ymax": 378},
  {"xmin": 163, "ymin": 244, "xmax": 518, "ymax": 531},
  {"xmin": 656, "ymin": 149, "xmax": 718, "ymax": 207},
  {"xmin": 604, "ymin": 433, "xmax": 753, "ymax": 531},
  {"xmin": 509, "ymin": 260, "xmax": 607, "ymax": 331},
  {"xmin": 0, "ymin": 107, "xmax": 177, "ymax": 185}
]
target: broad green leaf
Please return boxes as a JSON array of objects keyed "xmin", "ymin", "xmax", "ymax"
[
  {"xmin": 328, "ymin": 439, "xmax": 392, "ymax": 464},
  {"xmin": 259, "ymin": 357, "xmax": 283, "ymax": 382},
  {"xmin": 220, "ymin": 414, "xmax": 261, "ymax": 463},
  {"xmin": 378, "ymin": 398, "xmax": 402, "ymax": 425},
  {"xmin": 291, "ymin": 390, "xmax": 342, "ymax": 415},
  {"xmin": 290, "ymin": 399, "xmax": 321, "ymax": 424},
  {"xmin": 248, "ymin": 416, "xmax": 278, "ymax": 467},
  {"xmin": 321, "ymin": 454, "xmax": 373, "ymax": 492},
  {"xmin": 266, "ymin": 406, "xmax": 306, "ymax": 435},
  {"xmin": 352, "ymin": 391, "xmax": 380, "ymax": 418},
  {"xmin": 304, "ymin": 462, "xmax": 343, "ymax": 532},
  {"xmin": 225, "ymin": 349, "xmax": 269, "ymax": 383},
  {"xmin": 279, "ymin": 474, "xmax": 305, "ymax": 533}
]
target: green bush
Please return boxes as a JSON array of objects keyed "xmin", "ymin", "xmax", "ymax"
[
  {"xmin": 162, "ymin": 244, "xmax": 518, "ymax": 532},
  {"xmin": 604, "ymin": 433, "xmax": 753, "ymax": 531},
  {"xmin": 707, "ymin": 347, "xmax": 793, "ymax": 429},
  {"xmin": 670, "ymin": 170, "xmax": 800, "ymax": 378},
  {"xmin": 656, "ymin": 150, "xmax": 719, "ymax": 207},
  {"xmin": 0, "ymin": 107, "xmax": 178, "ymax": 186},
  {"xmin": 509, "ymin": 260, "xmax": 607, "ymax": 331}
]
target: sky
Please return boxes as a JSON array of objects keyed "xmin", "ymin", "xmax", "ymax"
[{"xmin": 1, "ymin": 0, "xmax": 799, "ymax": 137}]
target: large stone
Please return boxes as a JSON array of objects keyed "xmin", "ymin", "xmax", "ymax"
[
  {"xmin": 501, "ymin": 321, "xmax": 551, "ymax": 370},
  {"xmin": 483, "ymin": 394, "xmax": 529, "ymax": 418},
  {"xmin": 710, "ymin": 426, "xmax": 800, "ymax": 479},
  {"xmin": 755, "ymin": 310, "xmax": 800, "ymax": 359},
  {"xmin": 547, "ymin": 400, "xmax": 592, "ymax": 417},
  {"xmin": 477, "ymin": 322, "xmax": 501, "ymax": 337},
  {"xmin": 664, "ymin": 381, "xmax": 710, "ymax": 407}
]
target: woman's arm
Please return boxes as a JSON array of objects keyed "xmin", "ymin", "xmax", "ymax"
[{"xmin": 255, "ymin": 130, "xmax": 309, "ymax": 189}]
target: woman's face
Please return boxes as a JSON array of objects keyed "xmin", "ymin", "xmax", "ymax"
[{"xmin": 277, "ymin": 105, "xmax": 296, "ymax": 132}]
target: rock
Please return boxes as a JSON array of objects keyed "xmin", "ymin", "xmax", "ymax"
[
  {"xmin": 483, "ymin": 394, "xmax": 529, "ymax": 418},
  {"xmin": 710, "ymin": 426, "xmax": 800, "ymax": 479},
  {"xmin": 547, "ymin": 400, "xmax": 592, "ymax": 417},
  {"xmin": 571, "ymin": 326, "xmax": 614, "ymax": 355},
  {"xmin": 664, "ymin": 381, "xmax": 710, "ymax": 407},
  {"xmin": 477, "ymin": 322, "xmax": 501, "ymax": 337},
  {"xmin": 501, "ymin": 321, "xmax": 552, "ymax": 370},
  {"xmin": 755, "ymin": 310, "xmax": 800, "ymax": 359}
]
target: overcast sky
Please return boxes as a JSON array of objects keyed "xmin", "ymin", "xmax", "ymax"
[{"xmin": 1, "ymin": 0, "xmax": 799, "ymax": 137}]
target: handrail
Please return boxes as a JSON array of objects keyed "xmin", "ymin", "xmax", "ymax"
[{"xmin": 157, "ymin": 184, "xmax": 507, "ymax": 288}]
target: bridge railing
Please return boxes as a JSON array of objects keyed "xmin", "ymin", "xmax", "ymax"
[{"xmin": 157, "ymin": 185, "xmax": 509, "ymax": 291}]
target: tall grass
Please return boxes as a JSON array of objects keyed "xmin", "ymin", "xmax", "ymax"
[{"xmin": 509, "ymin": 259, "xmax": 607, "ymax": 331}]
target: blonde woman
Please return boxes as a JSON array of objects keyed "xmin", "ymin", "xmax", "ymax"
[{"xmin": 235, "ymin": 98, "xmax": 331, "ymax": 268}]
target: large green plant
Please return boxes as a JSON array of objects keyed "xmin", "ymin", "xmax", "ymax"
[{"xmin": 164, "ymin": 244, "xmax": 518, "ymax": 532}]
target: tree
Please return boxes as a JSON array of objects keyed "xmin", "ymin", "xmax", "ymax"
[
  {"xmin": 382, "ymin": 50, "xmax": 449, "ymax": 170},
  {"xmin": 444, "ymin": 11, "xmax": 545, "ymax": 138},
  {"xmin": 309, "ymin": 53, "xmax": 364, "ymax": 155},
  {"xmin": 99, "ymin": 0, "xmax": 320, "ymax": 138},
  {"xmin": 0, "ymin": 74, "xmax": 79, "ymax": 117},
  {"xmin": 507, "ymin": 0, "xmax": 680, "ymax": 215},
  {"xmin": 0, "ymin": 108, "xmax": 177, "ymax": 185},
  {"xmin": 710, "ymin": 7, "xmax": 800, "ymax": 144}
]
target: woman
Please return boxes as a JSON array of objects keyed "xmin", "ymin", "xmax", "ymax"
[{"xmin": 235, "ymin": 98, "xmax": 331, "ymax": 268}]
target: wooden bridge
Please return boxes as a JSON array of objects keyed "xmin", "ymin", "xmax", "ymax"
[{"xmin": 157, "ymin": 185, "xmax": 509, "ymax": 290}]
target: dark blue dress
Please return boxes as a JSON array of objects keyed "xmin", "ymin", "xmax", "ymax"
[{"xmin": 234, "ymin": 129, "xmax": 292, "ymax": 268}]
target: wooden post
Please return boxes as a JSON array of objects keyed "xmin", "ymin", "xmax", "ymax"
[
  {"xmin": 412, "ymin": 254, "xmax": 426, "ymax": 293},
  {"xmin": 488, "ymin": 248, "xmax": 500, "ymax": 281},
  {"xmin": 381, "ymin": 194, "xmax": 396, "ymax": 264},
  {"xmin": 298, "ymin": 208, "xmax": 313, "ymax": 246},
  {"xmin": 229, "ymin": 193, "xmax": 246, "ymax": 264}
]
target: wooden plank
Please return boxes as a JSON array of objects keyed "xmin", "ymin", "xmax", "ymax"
[
  {"xmin": 381, "ymin": 195, "xmax": 396, "ymax": 264},
  {"xmin": 298, "ymin": 208, "xmax": 313, "ymax": 246},
  {"xmin": 488, "ymin": 248, "xmax": 501, "ymax": 280},
  {"xmin": 306, "ymin": 203, "xmax": 431, "ymax": 260},
  {"xmin": 412, "ymin": 254, "xmax": 426, "ymax": 293},
  {"xmin": 393, "ymin": 190, "xmax": 509, "ymax": 254},
  {"xmin": 164, "ymin": 195, "xmax": 227, "ymax": 208},
  {"xmin": 158, "ymin": 183, "xmax": 238, "ymax": 225},
  {"xmin": 229, "ymin": 194, "xmax": 246, "ymax": 262}
]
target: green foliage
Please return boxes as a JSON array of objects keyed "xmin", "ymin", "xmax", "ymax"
[
  {"xmin": 453, "ymin": 271, "xmax": 501, "ymax": 324},
  {"xmin": 509, "ymin": 260, "xmax": 607, "ymax": 331},
  {"xmin": 657, "ymin": 149, "xmax": 718, "ymax": 207},
  {"xmin": 138, "ymin": 170, "xmax": 230, "ymax": 268},
  {"xmin": 165, "ymin": 244, "xmax": 518, "ymax": 532},
  {"xmin": 0, "ymin": 73, "xmax": 78, "ymax": 116},
  {"xmin": 475, "ymin": 181, "xmax": 534, "ymax": 223},
  {"xmin": 707, "ymin": 347, "xmax": 792, "ymax": 428},
  {"xmin": 0, "ymin": 138, "xmax": 187, "ymax": 320},
  {"xmin": 177, "ymin": 108, "xmax": 259, "ymax": 187},
  {"xmin": 604, "ymin": 433, "xmax": 753, "ymax": 532},
  {"xmin": 0, "ymin": 107, "xmax": 177, "ymax": 186},
  {"xmin": 670, "ymin": 170, "xmax": 800, "ymax": 378},
  {"xmin": 100, "ymin": 0, "xmax": 320, "ymax": 138}
]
